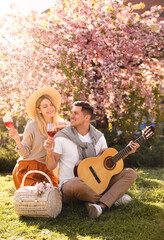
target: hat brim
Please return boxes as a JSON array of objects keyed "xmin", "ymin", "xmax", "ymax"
[{"xmin": 26, "ymin": 87, "xmax": 61, "ymax": 120}]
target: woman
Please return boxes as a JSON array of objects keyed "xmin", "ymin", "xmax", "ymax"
[{"xmin": 9, "ymin": 86, "xmax": 64, "ymax": 189}]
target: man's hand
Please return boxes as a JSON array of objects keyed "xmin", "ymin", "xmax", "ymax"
[
  {"xmin": 74, "ymin": 160, "xmax": 81, "ymax": 177},
  {"xmin": 44, "ymin": 137, "xmax": 55, "ymax": 152},
  {"xmin": 44, "ymin": 138, "xmax": 60, "ymax": 171},
  {"xmin": 128, "ymin": 141, "xmax": 140, "ymax": 154}
]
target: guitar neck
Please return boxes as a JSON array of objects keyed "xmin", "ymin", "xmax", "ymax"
[{"xmin": 112, "ymin": 135, "xmax": 145, "ymax": 163}]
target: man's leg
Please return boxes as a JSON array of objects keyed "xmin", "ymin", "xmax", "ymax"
[
  {"xmin": 62, "ymin": 177, "xmax": 100, "ymax": 204},
  {"xmin": 99, "ymin": 168, "xmax": 137, "ymax": 208}
]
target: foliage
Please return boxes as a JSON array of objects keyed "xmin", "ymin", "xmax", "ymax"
[
  {"xmin": 0, "ymin": 169, "xmax": 163, "ymax": 240},
  {"xmin": 0, "ymin": 117, "xmax": 26, "ymax": 172},
  {"xmin": 124, "ymin": 138, "xmax": 164, "ymax": 168},
  {"xmin": 0, "ymin": 147, "xmax": 17, "ymax": 172},
  {"xmin": 0, "ymin": 134, "xmax": 18, "ymax": 172},
  {"xmin": 0, "ymin": 0, "xmax": 163, "ymax": 136}
]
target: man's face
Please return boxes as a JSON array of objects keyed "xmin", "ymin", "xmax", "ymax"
[{"xmin": 70, "ymin": 106, "xmax": 86, "ymax": 127}]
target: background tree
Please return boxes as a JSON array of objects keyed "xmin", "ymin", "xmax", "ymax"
[{"xmin": 0, "ymin": 0, "xmax": 163, "ymax": 141}]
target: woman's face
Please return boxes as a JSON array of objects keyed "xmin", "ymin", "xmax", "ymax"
[{"xmin": 37, "ymin": 98, "xmax": 56, "ymax": 122}]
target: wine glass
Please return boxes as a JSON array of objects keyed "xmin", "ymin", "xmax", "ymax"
[
  {"xmin": 47, "ymin": 123, "xmax": 57, "ymax": 137},
  {"xmin": 3, "ymin": 114, "xmax": 14, "ymax": 129}
]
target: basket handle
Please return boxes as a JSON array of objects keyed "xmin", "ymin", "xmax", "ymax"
[{"xmin": 21, "ymin": 170, "xmax": 53, "ymax": 188}]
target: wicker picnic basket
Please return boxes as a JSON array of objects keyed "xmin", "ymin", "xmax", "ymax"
[{"xmin": 14, "ymin": 170, "xmax": 62, "ymax": 218}]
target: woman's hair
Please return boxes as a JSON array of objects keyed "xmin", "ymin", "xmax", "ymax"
[{"xmin": 35, "ymin": 95, "xmax": 59, "ymax": 137}]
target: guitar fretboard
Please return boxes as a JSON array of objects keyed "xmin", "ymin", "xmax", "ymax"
[{"xmin": 111, "ymin": 136, "xmax": 145, "ymax": 163}]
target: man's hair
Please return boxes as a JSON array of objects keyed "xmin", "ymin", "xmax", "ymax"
[{"xmin": 73, "ymin": 101, "xmax": 94, "ymax": 116}]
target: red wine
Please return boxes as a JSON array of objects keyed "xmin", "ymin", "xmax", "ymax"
[
  {"xmin": 47, "ymin": 131, "xmax": 57, "ymax": 137},
  {"xmin": 4, "ymin": 121, "xmax": 14, "ymax": 129}
]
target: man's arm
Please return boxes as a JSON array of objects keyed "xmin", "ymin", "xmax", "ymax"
[{"xmin": 44, "ymin": 137, "xmax": 61, "ymax": 171}]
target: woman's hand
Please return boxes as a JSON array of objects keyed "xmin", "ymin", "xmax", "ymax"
[
  {"xmin": 56, "ymin": 122, "xmax": 70, "ymax": 131},
  {"xmin": 9, "ymin": 127, "xmax": 20, "ymax": 141},
  {"xmin": 8, "ymin": 127, "xmax": 22, "ymax": 149}
]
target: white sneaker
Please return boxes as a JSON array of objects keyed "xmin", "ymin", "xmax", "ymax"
[
  {"xmin": 114, "ymin": 194, "xmax": 132, "ymax": 207},
  {"xmin": 85, "ymin": 203, "xmax": 102, "ymax": 218}
]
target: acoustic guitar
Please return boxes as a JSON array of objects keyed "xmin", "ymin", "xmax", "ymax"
[{"xmin": 76, "ymin": 126, "xmax": 154, "ymax": 194}]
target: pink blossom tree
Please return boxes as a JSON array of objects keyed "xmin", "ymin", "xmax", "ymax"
[{"xmin": 0, "ymin": 0, "xmax": 163, "ymax": 139}]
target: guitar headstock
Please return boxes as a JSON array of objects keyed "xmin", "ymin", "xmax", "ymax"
[{"xmin": 142, "ymin": 126, "xmax": 155, "ymax": 140}]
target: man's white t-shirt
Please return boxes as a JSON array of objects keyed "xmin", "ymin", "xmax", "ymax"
[{"xmin": 54, "ymin": 133, "xmax": 108, "ymax": 188}]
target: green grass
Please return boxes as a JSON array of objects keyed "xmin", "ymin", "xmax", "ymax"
[{"xmin": 0, "ymin": 169, "xmax": 164, "ymax": 240}]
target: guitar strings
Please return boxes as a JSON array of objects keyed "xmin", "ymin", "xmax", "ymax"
[{"xmin": 112, "ymin": 135, "xmax": 144, "ymax": 163}]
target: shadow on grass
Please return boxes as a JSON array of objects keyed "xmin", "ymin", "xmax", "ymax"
[{"xmin": 19, "ymin": 200, "xmax": 164, "ymax": 240}]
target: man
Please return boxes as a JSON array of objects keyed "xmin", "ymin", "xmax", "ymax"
[{"xmin": 44, "ymin": 101, "xmax": 139, "ymax": 218}]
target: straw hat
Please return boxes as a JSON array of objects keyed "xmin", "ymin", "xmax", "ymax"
[{"xmin": 26, "ymin": 87, "xmax": 61, "ymax": 120}]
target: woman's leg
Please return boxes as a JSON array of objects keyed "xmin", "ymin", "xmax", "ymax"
[{"xmin": 12, "ymin": 160, "xmax": 58, "ymax": 189}]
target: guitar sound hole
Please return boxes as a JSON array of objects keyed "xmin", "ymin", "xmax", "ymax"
[{"xmin": 104, "ymin": 157, "xmax": 115, "ymax": 170}]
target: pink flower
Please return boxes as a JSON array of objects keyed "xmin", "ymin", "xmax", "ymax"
[
  {"xmin": 0, "ymin": 0, "xmax": 163, "ymax": 126},
  {"xmin": 32, "ymin": 182, "xmax": 52, "ymax": 196}
]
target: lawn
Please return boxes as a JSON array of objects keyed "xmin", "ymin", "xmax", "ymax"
[{"xmin": 0, "ymin": 169, "xmax": 164, "ymax": 240}]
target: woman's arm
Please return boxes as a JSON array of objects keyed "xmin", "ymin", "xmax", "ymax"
[
  {"xmin": 9, "ymin": 127, "xmax": 22, "ymax": 149},
  {"xmin": 10, "ymin": 122, "xmax": 33, "ymax": 158}
]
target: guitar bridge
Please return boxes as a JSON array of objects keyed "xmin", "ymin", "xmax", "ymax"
[{"xmin": 89, "ymin": 166, "xmax": 101, "ymax": 183}]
